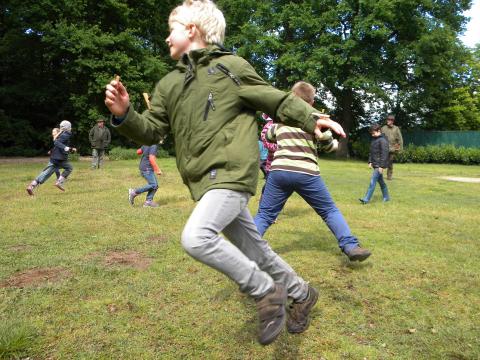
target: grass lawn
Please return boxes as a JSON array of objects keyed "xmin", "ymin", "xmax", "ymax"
[{"xmin": 0, "ymin": 157, "xmax": 479, "ymax": 359}]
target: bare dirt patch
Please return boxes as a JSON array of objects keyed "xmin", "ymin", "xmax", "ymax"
[
  {"xmin": 439, "ymin": 176, "xmax": 480, "ymax": 183},
  {"xmin": 7, "ymin": 244, "xmax": 33, "ymax": 252},
  {"xmin": 104, "ymin": 251, "xmax": 152, "ymax": 270},
  {"xmin": 146, "ymin": 234, "xmax": 169, "ymax": 244},
  {"xmin": 0, "ymin": 267, "xmax": 71, "ymax": 288}
]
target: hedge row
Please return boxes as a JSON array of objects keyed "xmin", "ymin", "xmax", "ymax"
[
  {"xmin": 108, "ymin": 146, "xmax": 170, "ymax": 161},
  {"xmin": 351, "ymin": 142, "xmax": 480, "ymax": 165}
]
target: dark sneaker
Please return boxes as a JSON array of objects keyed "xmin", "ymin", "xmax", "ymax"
[
  {"xmin": 143, "ymin": 200, "xmax": 159, "ymax": 208},
  {"xmin": 287, "ymin": 285, "xmax": 319, "ymax": 334},
  {"xmin": 128, "ymin": 188, "xmax": 137, "ymax": 206},
  {"xmin": 256, "ymin": 283, "xmax": 287, "ymax": 345},
  {"xmin": 344, "ymin": 246, "xmax": 371, "ymax": 262},
  {"xmin": 358, "ymin": 198, "xmax": 368, "ymax": 204}
]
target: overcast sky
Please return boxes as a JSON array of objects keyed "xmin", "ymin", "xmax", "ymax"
[{"xmin": 460, "ymin": 0, "xmax": 480, "ymax": 48}]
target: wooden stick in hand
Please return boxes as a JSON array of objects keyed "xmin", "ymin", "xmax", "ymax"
[{"xmin": 143, "ymin": 92, "xmax": 152, "ymax": 110}]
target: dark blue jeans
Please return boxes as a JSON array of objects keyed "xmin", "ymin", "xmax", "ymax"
[
  {"xmin": 361, "ymin": 168, "xmax": 390, "ymax": 203},
  {"xmin": 254, "ymin": 170, "xmax": 359, "ymax": 252},
  {"xmin": 135, "ymin": 170, "xmax": 158, "ymax": 201}
]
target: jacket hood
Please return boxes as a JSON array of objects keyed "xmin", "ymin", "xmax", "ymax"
[{"xmin": 175, "ymin": 45, "xmax": 233, "ymax": 71}]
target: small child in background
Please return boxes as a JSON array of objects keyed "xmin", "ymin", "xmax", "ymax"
[
  {"xmin": 258, "ymin": 139, "xmax": 268, "ymax": 179},
  {"xmin": 128, "ymin": 145, "xmax": 162, "ymax": 207},
  {"xmin": 26, "ymin": 120, "xmax": 76, "ymax": 195},
  {"xmin": 49, "ymin": 128, "xmax": 61, "ymax": 180},
  {"xmin": 359, "ymin": 124, "xmax": 390, "ymax": 204}
]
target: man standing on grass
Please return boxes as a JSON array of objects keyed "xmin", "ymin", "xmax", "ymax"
[
  {"xmin": 381, "ymin": 114, "xmax": 403, "ymax": 180},
  {"xmin": 89, "ymin": 118, "xmax": 111, "ymax": 169}
]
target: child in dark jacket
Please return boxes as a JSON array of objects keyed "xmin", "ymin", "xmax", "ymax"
[
  {"xmin": 26, "ymin": 120, "xmax": 77, "ymax": 195},
  {"xmin": 359, "ymin": 124, "xmax": 390, "ymax": 204},
  {"xmin": 128, "ymin": 145, "xmax": 162, "ymax": 207}
]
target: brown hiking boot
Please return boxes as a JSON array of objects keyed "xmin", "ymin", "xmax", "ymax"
[
  {"xmin": 287, "ymin": 285, "xmax": 319, "ymax": 334},
  {"xmin": 344, "ymin": 246, "xmax": 371, "ymax": 262},
  {"xmin": 255, "ymin": 283, "xmax": 287, "ymax": 345}
]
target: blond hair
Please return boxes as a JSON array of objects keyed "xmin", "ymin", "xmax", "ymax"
[
  {"xmin": 52, "ymin": 127, "xmax": 61, "ymax": 140},
  {"xmin": 169, "ymin": 0, "xmax": 226, "ymax": 45},
  {"xmin": 292, "ymin": 81, "xmax": 316, "ymax": 104}
]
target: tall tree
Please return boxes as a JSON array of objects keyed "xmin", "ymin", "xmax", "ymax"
[
  {"xmin": 0, "ymin": 0, "xmax": 176, "ymax": 154},
  {"xmin": 219, "ymin": 0, "xmax": 473, "ymax": 156}
]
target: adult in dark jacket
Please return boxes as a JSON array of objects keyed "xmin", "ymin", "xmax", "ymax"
[
  {"xmin": 359, "ymin": 124, "xmax": 390, "ymax": 204},
  {"xmin": 89, "ymin": 118, "xmax": 111, "ymax": 169},
  {"xmin": 26, "ymin": 120, "xmax": 77, "ymax": 195}
]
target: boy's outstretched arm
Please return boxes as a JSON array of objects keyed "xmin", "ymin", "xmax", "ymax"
[
  {"xmin": 237, "ymin": 61, "xmax": 346, "ymax": 138},
  {"xmin": 313, "ymin": 114, "xmax": 346, "ymax": 139},
  {"xmin": 105, "ymin": 79, "xmax": 170, "ymax": 146}
]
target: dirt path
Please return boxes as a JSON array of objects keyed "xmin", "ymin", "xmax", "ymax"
[{"xmin": 0, "ymin": 156, "xmax": 92, "ymax": 164}]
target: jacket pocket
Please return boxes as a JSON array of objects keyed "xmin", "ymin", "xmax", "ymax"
[{"xmin": 216, "ymin": 63, "xmax": 241, "ymax": 86}]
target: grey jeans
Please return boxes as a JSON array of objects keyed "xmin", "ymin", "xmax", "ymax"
[
  {"xmin": 91, "ymin": 148, "xmax": 105, "ymax": 168},
  {"xmin": 181, "ymin": 189, "xmax": 308, "ymax": 300}
]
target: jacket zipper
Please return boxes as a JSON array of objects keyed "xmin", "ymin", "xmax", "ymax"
[
  {"xmin": 216, "ymin": 63, "xmax": 241, "ymax": 86},
  {"xmin": 203, "ymin": 92, "xmax": 216, "ymax": 121}
]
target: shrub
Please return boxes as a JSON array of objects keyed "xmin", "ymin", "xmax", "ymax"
[
  {"xmin": 108, "ymin": 147, "xmax": 138, "ymax": 160},
  {"xmin": 108, "ymin": 146, "xmax": 171, "ymax": 161},
  {"xmin": 396, "ymin": 144, "xmax": 480, "ymax": 165},
  {"xmin": 353, "ymin": 142, "xmax": 480, "ymax": 165},
  {"xmin": 351, "ymin": 141, "xmax": 370, "ymax": 160}
]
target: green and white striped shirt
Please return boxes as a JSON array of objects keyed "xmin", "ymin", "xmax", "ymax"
[{"xmin": 266, "ymin": 124, "xmax": 336, "ymax": 176}]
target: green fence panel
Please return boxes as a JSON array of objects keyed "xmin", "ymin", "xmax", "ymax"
[{"xmin": 403, "ymin": 130, "xmax": 480, "ymax": 148}]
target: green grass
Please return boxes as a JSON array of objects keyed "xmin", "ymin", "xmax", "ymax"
[{"xmin": 1, "ymin": 158, "xmax": 479, "ymax": 359}]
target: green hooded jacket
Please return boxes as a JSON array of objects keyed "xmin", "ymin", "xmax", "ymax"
[{"xmin": 113, "ymin": 45, "xmax": 320, "ymax": 200}]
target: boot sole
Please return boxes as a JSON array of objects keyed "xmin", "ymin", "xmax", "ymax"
[
  {"xmin": 258, "ymin": 308, "xmax": 286, "ymax": 345},
  {"xmin": 54, "ymin": 184, "xmax": 65, "ymax": 192},
  {"xmin": 348, "ymin": 252, "xmax": 371, "ymax": 262},
  {"xmin": 287, "ymin": 287, "xmax": 319, "ymax": 334}
]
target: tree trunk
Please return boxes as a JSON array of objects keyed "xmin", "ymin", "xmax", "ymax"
[{"xmin": 336, "ymin": 89, "xmax": 354, "ymax": 158}]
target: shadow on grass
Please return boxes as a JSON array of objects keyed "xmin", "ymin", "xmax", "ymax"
[
  {"xmin": 271, "ymin": 228, "xmax": 338, "ymax": 254},
  {"xmin": 217, "ymin": 284, "xmax": 324, "ymax": 358}
]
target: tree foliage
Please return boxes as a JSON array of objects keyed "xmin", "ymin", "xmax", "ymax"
[
  {"xmin": 0, "ymin": 0, "xmax": 176, "ymax": 155},
  {"xmin": 219, "ymin": 0, "xmax": 479, "ymax": 155},
  {"xmin": 1, "ymin": 0, "xmax": 479, "ymax": 157}
]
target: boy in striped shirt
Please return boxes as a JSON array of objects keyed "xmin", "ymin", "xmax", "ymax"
[{"xmin": 254, "ymin": 81, "xmax": 371, "ymax": 262}]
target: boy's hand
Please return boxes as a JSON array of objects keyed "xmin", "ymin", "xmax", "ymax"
[
  {"xmin": 105, "ymin": 79, "xmax": 130, "ymax": 117},
  {"xmin": 368, "ymin": 163, "xmax": 372, "ymax": 169},
  {"xmin": 378, "ymin": 167, "xmax": 383, "ymax": 174},
  {"xmin": 312, "ymin": 113, "xmax": 346, "ymax": 138},
  {"xmin": 157, "ymin": 169, "xmax": 163, "ymax": 176}
]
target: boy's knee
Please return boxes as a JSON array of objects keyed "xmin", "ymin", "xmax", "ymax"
[{"xmin": 181, "ymin": 224, "xmax": 218, "ymax": 259}]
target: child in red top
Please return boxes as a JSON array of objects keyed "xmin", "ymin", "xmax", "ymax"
[{"xmin": 128, "ymin": 145, "xmax": 162, "ymax": 207}]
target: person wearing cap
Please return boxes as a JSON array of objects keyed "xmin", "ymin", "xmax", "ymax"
[
  {"xmin": 381, "ymin": 114, "xmax": 403, "ymax": 180},
  {"xmin": 89, "ymin": 118, "xmax": 111, "ymax": 169},
  {"xmin": 26, "ymin": 120, "xmax": 77, "ymax": 195}
]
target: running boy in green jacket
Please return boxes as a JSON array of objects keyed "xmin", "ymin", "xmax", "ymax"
[{"xmin": 105, "ymin": 0, "xmax": 346, "ymax": 345}]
